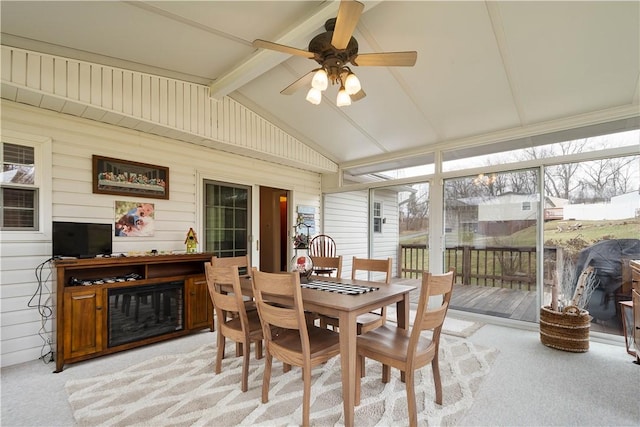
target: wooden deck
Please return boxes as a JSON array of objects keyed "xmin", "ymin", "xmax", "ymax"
[{"xmin": 395, "ymin": 278, "xmax": 623, "ymax": 335}]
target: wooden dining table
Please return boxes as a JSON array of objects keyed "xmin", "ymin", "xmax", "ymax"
[{"xmin": 235, "ymin": 274, "xmax": 416, "ymax": 427}]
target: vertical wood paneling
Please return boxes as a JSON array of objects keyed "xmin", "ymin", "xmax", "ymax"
[
  {"xmin": 40, "ymin": 56, "xmax": 54, "ymax": 93},
  {"xmin": 112, "ymin": 70, "xmax": 123, "ymax": 112},
  {"xmin": 167, "ymin": 80, "xmax": 176, "ymax": 127},
  {"xmin": 79, "ymin": 63, "xmax": 91, "ymax": 103},
  {"xmin": 1, "ymin": 48, "xmax": 12, "ymax": 81},
  {"xmin": 159, "ymin": 78, "xmax": 167, "ymax": 125},
  {"xmin": 176, "ymin": 82, "xmax": 184, "ymax": 129},
  {"xmin": 54, "ymin": 58, "xmax": 67, "ymax": 97},
  {"xmin": 11, "ymin": 50, "xmax": 27, "ymax": 86},
  {"xmin": 132, "ymin": 73, "xmax": 141, "ymax": 117},
  {"xmin": 203, "ymin": 90, "xmax": 211, "ymax": 138},
  {"xmin": 101, "ymin": 68, "xmax": 112, "ymax": 109},
  {"xmin": 141, "ymin": 75, "xmax": 151, "ymax": 120},
  {"xmin": 26, "ymin": 54, "xmax": 41, "ymax": 90},
  {"xmin": 122, "ymin": 71, "xmax": 132, "ymax": 115},
  {"xmin": 67, "ymin": 61, "xmax": 79, "ymax": 100},
  {"xmin": 1, "ymin": 46, "xmax": 337, "ymax": 174},
  {"xmin": 91, "ymin": 66, "xmax": 101, "ymax": 106},
  {"xmin": 190, "ymin": 85, "xmax": 197, "ymax": 133},
  {"xmin": 151, "ymin": 76, "xmax": 160, "ymax": 122}
]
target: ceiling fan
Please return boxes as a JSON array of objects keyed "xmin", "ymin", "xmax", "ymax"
[{"xmin": 252, "ymin": 0, "xmax": 417, "ymax": 107}]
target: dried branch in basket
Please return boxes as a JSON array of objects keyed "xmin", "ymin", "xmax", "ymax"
[{"xmin": 570, "ymin": 266, "xmax": 598, "ymax": 309}]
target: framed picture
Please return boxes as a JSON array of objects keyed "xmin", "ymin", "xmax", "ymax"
[{"xmin": 93, "ymin": 155, "xmax": 169, "ymax": 199}]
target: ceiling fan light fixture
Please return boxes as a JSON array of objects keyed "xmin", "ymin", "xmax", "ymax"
[
  {"xmin": 306, "ymin": 87, "xmax": 322, "ymax": 105},
  {"xmin": 344, "ymin": 72, "xmax": 361, "ymax": 95},
  {"xmin": 311, "ymin": 68, "xmax": 328, "ymax": 91},
  {"xmin": 336, "ymin": 85, "xmax": 351, "ymax": 107}
]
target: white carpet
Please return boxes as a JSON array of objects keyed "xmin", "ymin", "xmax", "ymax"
[{"xmin": 66, "ymin": 335, "xmax": 497, "ymax": 427}]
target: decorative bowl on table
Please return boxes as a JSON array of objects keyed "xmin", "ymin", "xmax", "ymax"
[{"xmin": 291, "ymin": 254, "xmax": 313, "ymax": 283}]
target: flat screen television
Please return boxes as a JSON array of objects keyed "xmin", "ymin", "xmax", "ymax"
[{"xmin": 52, "ymin": 221, "xmax": 113, "ymax": 258}]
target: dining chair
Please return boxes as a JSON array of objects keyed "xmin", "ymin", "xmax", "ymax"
[
  {"xmin": 320, "ymin": 256, "xmax": 392, "ymax": 334},
  {"xmin": 355, "ymin": 268, "xmax": 455, "ymax": 427},
  {"xmin": 251, "ymin": 267, "xmax": 341, "ymax": 427},
  {"xmin": 204, "ymin": 263, "xmax": 264, "ymax": 392},
  {"xmin": 210, "ymin": 254, "xmax": 256, "ymax": 357},
  {"xmin": 309, "ymin": 255, "xmax": 342, "ymax": 278}
]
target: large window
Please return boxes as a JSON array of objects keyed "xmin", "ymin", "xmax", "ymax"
[
  {"xmin": 203, "ymin": 181, "xmax": 250, "ymax": 258},
  {"xmin": 323, "ymin": 124, "xmax": 638, "ymax": 339},
  {"xmin": 542, "ymin": 153, "xmax": 640, "ymax": 336},
  {"xmin": 1, "ymin": 142, "xmax": 38, "ymax": 230}
]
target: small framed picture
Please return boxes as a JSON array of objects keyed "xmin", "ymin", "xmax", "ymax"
[{"xmin": 93, "ymin": 155, "xmax": 169, "ymax": 199}]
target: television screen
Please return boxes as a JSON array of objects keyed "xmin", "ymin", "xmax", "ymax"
[{"xmin": 52, "ymin": 222, "xmax": 113, "ymax": 258}]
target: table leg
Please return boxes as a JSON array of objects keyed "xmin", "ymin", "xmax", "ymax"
[
  {"xmin": 397, "ymin": 292, "xmax": 410, "ymax": 383},
  {"xmin": 397, "ymin": 292, "xmax": 410, "ymax": 329},
  {"xmin": 339, "ymin": 310, "xmax": 357, "ymax": 427}
]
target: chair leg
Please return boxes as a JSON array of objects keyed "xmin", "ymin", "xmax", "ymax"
[
  {"xmin": 382, "ymin": 364, "xmax": 391, "ymax": 383},
  {"xmin": 432, "ymin": 354, "xmax": 443, "ymax": 405},
  {"xmin": 215, "ymin": 331, "xmax": 224, "ymax": 374},
  {"xmin": 262, "ymin": 353, "xmax": 273, "ymax": 404},
  {"xmin": 302, "ymin": 366, "xmax": 311, "ymax": 427},
  {"xmin": 405, "ymin": 370, "xmax": 417, "ymax": 427},
  {"xmin": 241, "ymin": 340, "xmax": 250, "ymax": 392},
  {"xmin": 255, "ymin": 340, "xmax": 263, "ymax": 359}
]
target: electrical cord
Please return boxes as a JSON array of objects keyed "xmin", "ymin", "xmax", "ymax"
[{"xmin": 28, "ymin": 257, "xmax": 55, "ymax": 364}]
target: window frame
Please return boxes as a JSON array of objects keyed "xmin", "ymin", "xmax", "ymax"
[
  {"xmin": 0, "ymin": 131, "xmax": 52, "ymax": 236},
  {"xmin": 373, "ymin": 200, "xmax": 382, "ymax": 233}
]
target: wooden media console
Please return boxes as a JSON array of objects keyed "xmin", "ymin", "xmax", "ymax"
[{"xmin": 54, "ymin": 253, "xmax": 213, "ymax": 372}]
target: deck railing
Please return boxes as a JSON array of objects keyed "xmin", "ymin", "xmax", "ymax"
[{"xmin": 399, "ymin": 244, "xmax": 547, "ymax": 291}]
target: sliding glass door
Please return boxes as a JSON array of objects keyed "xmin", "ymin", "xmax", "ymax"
[{"xmin": 443, "ymin": 170, "xmax": 540, "ymax": 322}]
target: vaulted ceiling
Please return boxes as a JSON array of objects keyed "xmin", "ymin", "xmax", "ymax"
[{"xmin": 2, "ymin": 1, "xmax": 639, "ymax": 173}]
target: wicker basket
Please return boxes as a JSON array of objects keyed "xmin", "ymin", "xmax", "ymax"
[{"xmin": 539, "ymin": 305, "xmax": 591, "ymax": 352}]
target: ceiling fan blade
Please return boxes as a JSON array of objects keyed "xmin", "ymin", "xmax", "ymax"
[
  {"xmin": 281, "ymin": 71, "xmax": 314, "ymax": 95},
  {"xmin": 352, "ymin": 51, "xmax": 417, "ymax": 67},
  {"xmin": 350, "ymin": 89, "xmax": 366, "ymax": 102},
  {"xmin": 253, "ymin": 39, "xmax": 315, "ymax": 59},
  {"xmin": 331, "ymin": 0, "xmax": 364, "ymax": 50}
]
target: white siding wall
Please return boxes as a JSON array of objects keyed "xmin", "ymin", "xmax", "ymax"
[
  {"xmin": 323, "ymin": 189, "xmax": 399, "ymax": 280},
  {"xmin": 371, "ymin": 189, "xmax": 400, "ymax": 275},
  {"xmin": 0, "ymin": 101, "xmax": 321, "ymax": 367}
]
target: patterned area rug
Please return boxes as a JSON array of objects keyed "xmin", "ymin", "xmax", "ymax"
[{"xmin": 66, "ymin": 335, "xmax": 497, "ymax": 427}]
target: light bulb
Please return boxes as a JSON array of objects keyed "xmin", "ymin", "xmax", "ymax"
[
  {"xmin": 306, "ymin": 87, "xmax": 322, "ymax": 105},
  {"xmin": 311, "ymin": 69, "xmax": 328, "ymax": 91},
  {"xmin": 344, "ymin": 72, "xmax": 361, "ymax": 95},
  {"xmin": 336, "ymin": 86, "xmax": 351, "ymax": 107}
]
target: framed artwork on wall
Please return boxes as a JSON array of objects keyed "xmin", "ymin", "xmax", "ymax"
[{"xmin": 93, "ymin": 155, "xmax": 169, "ymax": 199}]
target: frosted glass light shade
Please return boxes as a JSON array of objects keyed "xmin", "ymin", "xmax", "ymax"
[
  {"xmin": 311, "ymin": 69, "xmax": 328, "ymax": 91},
  {"xmin": 306, "ymin": 87, "xmax": 322, "ymax": 105},
  {"xmin": 344, "ymin": 73, "xmax": 361, "ymax": 95},
  {"xmin": 336, "ymin": 87, "xmax": 351, "ymax": 107}
]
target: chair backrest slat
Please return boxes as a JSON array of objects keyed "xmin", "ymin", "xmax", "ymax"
[
  {"xmin": 309, "ymin": 235, "xmax": 336, "ymax": 258},
  {"xmin": 352, "ymin": 257, "xmax": 392, "ymax": 284}
]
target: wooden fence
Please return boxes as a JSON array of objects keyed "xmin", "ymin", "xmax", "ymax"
[{"xmin": 398, "ymin": 244, "xmax": 551, "ymax": 291}]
